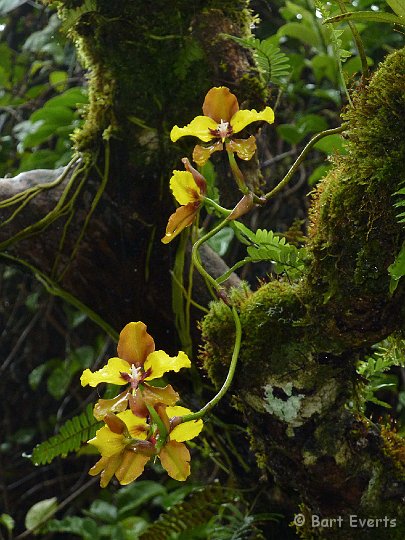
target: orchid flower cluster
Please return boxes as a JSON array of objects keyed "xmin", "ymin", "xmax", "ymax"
[
  {"xmin": 162, "ymin": 86, "xmax": 275, "ymax": 243},
  {"xmin": 80, "ymin": 322, "xmax": 203, "ymax": 486},
  {"xmin": 81, "ymin": 87, "xmax": 274, "ymax": 487}
]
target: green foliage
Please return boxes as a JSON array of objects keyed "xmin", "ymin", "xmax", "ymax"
[
  {"xmin": 0, "ymin": 513, "xmax": 15, "ymax": 535},
  {"xmin": 225, "ymin": 35, "xmax": 291, "ymax": 85},
  {"xmin": 357, "ymin": 337, "xmax": 405, "ymax": 411},
  {"xmin": 139, "ymin": 485, "xmax": 236, "ymax": 540},
  {"xmin": 31, "ymin": 404, "xmax": 102, "ymax": 465},
  {"xmin": 207, "ymin": 502, "xmax": 281, "ymax": 540},
  {"xmin": 25, "ymin": 498, "xmax": 58, "ymax": 534},
  {"xmin": 388, "ymin": 242, "xmax": 405, "ymax": 293},
  {"xmin": 174, "ymin": 38, "xmax": 205, "ymax": 81},
  {"xmin": 29, "ymin": 341, "xmax": 99, "ymax": 400},
  {"xmin": 230, "ymin": 222, "xmax": 307, "ymax": 280},
  {"xmin": 44, "ymin": 481, "xmax": 167, "ymax": 539}
]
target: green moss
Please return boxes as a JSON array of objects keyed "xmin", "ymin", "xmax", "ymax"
[{"xmin": 308, "ymin": 48, "xmax": 405, "ymax": 310}]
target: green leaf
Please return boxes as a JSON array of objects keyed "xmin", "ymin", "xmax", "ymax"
[
  {"xmin": 117, "ymin": 481, "xmax": 167, "ymax": 519},
  {"xmin": 25, "ymin": 498, "xmax": 58, "ymax": 533},
  {"xmin": 47, "ymin": 364, "xmax": 73, "ymax": 400},
  {"xmin": 388, "ymin": 243, "xmax": 405, "ymax": 293},
  {"xmin": 30, "ymin": 105, "xmax": 74, "ymax": 125},
  {"xmin": 86, "ymin": 501, "xmax": 117, "ymax": 524},
  {"xmin": 207, "ymin": 227, "xmax": 234, "ymax": 256},
  {"xmin": 31, "ymin": 404, "xmax": 102, "ymax": 465},
  {"xmin": 29, "ymin": 364, "xmax": 48, "ymax": 390},
  {"xmin": 314, "ymin": 133, "xmax": 345, "ymax": 155},
  {"xmin": 386, "ymin": 0, "xmax": 405, "ymax": 18},
  {"xmin": 0, "ymin": 513, "xmax": 15, "ymax": 533},
  {"xmin": 46, "ymin": 516, "xmax": 100, "ymax": 540},
  {"xmin": 308, "ymin": 164, "xmax": 331, "ymax": 186},
  {"xmin": 223, "ymin": 35, "xmax": 290, "ymax": 85},
  {"xmin": 278, "ymin": 22, "xmax": 320, "ymax": 48},
  {"xmin": 49, "ymin": 70, "xmax": 68, "ymax": 92},
  {"xmin": 324, "ymin": 11, "xmax": 404, "ymax": 27}
]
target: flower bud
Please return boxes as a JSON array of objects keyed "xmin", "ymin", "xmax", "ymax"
[
  {"xmin": 104, "ymin": 413, "xmax": 126, "ymax": 434},
  {"xmin": 227, "ymin": 192, "xmax": 254, "ymax": 221}
]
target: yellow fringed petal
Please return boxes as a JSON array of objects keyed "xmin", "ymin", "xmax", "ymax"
[
  {"xmin": 230, "ymin": 106, "xmax": 275, "ymax": 134},
  {"xmin": 226, "ymin": 135, "xmax": 257, "ymax": 161},
  {"xmin": 170, "ymin": 116, "xmax": 217, "ymax": 142},
  {"xmin": 193, "ymin": 141, "xmax": 223, "ymax": 167},
  {"xmin": 80, "ymin": 357, "xmax": 130, "ymax": 387},
  {"xmin": 166, "ymin": 405, "xmax": 204, "ymax": 442},
  {"xmin": 169, "ymin": 170, "xmax": 200, "ymax": 205},
  {"xmin": 144, "ymin": 350, "xmax": 191, "ymax": 379},
  {"xmin": 117, "ymin": 322, "xmax": 155, "ymax": 366}
]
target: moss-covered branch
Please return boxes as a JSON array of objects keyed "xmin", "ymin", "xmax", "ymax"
[{"xmin": 201, "ymin": 48, "xmax": 405, "ymax": 538}]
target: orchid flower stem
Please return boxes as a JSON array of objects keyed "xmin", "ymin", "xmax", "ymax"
[
  {"xmin": 179, "ymin": 305, "xmax": 242, "ymax": 423},
  {"xmin": 191, "ymin": 217, "xmax": 229, "ymax": 293},
  {"xmin": 227, "ymin": 150, "xmax": 249, "ymax": 195},
  {"xmin": 264, "ymin": 125, "xmax": 345, "ymax": 201},
  {"xmin": 204, "ymin": 197, "xmax": 232, "ymax": 217},
  {"xmin": 145, "ymin": 402, "xmax": 168, "ymax": 442}
]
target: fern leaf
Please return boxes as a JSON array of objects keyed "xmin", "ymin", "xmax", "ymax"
[
  {"xmin": 224, "ymin": 35, "xmax": 290, "ymax": 85},
  {"xmin": 246, "ymin": 228, "xmax": 307, "ymax": 277},
  {"xmin": 139, "ymin": 485, "xmax": 234, "ymax": 540},
  {"xmin": 31, "ymin": 404, "xmax": 101, "ymax": 465}
]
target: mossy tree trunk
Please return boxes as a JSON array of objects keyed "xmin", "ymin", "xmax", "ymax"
[
  {"xmin": 201, "ymin": 49, "xmax": 405, "ymax": 539},
  {"xmin": 0, "ymin": 0, "xmax": 262, "ymax": 342}
]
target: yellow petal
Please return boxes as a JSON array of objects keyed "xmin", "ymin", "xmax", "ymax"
[
  {"xmin": 144, "ymin": 350, "xmax": 191, "ymax": 379},
  {"xmin": 202, "ymin": 87, "xmax": 239, "ymax": 123},
  {"xmin": 161, "ymin": 203, "xmax": 199, "ymax": 244},
  {"xmin": 193, "ymin": 141, "xmax": 223, "ymax": 167},
  {"xmin": 226, "ymin": 135, "xmax": 257, "ymax": 161},
  {"xmin": 117, "ymin": 322, "xmax": 155, "ymax": 366},
  {"xmin": 88, "ymin": 425, "xmax": 127, "ymax": 457},
  {"xmin": 80, "ymin": 357, "xmax": 130, "ymax": 387},
  {"xmin": 89, "ymin": 454, "xmax": 122, "ymax": 488},
  {"xmin": 159, "ymin": 440, "xmax": 190, "ymax": 481},
  {"xmin": 230, "ymin": 106, "xmax": 275, "ymax": 134},
  {"xmin": 170, "ymin": 170, "xmax": 200, "ymax": 205},
  {"xmin": 166, "ymin": 405, "xmax": 204, "ymax": 442},
  {"xmin": 115, "ymin": 450, "xmax": 150, "ymax": 485},
  {"xmin": 117, "ymin": 410, "xmax": 148, "ymax": 439},
  {"xmin": 93, "ymin": 390, "xmax": 129, "ymax": 421},
  {"xmin": 170, "ymin": 116, "xmax": 217, "ymax": 143}
]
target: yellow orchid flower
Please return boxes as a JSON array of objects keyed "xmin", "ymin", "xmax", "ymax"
[
  {"xmin": 170, "ymin": 86, "xmax": 275, "ymax": 166},
  {"xmin": 88, "ymin": 405, "xmax": 203, "ymax": 486},
  {"xmin": 88, "ymin": 410, "xmax": 149, "ymax": 458},
  {"xmin": 80, "ymin": 321, "xmax": 191, "ymax": 389},
  {"xmin": 161, "ymin": 157, "xmax": 207, "ymax": 244}
]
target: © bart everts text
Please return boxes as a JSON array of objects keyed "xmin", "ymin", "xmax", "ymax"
[{"xmin": 311, "ymin": 515, "xmax": 397, "ymax": 528}]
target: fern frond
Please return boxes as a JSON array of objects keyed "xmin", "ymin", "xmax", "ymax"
[
  {"xmin": 224, "ymin": 35, "xmax": 290, "ymax": 85},
  {"xmin": 31, "ymin": 404, "xmax": 101, "ymax": 465},
  {"xmin": 139, "ymin": 485, "xmax": 234, "ymax": 540},
  {"xmin": 245, "ymin": 229, "xmax": 307, "ymax": 277}
]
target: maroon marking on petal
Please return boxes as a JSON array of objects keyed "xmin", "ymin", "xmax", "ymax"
[{"xmin": 120, "ymin": 371, "xmax": 131, "ymax": 382}]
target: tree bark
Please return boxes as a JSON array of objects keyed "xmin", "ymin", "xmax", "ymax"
[{"xmin": 0, "ymin": 0, "xmax": 260, "ymax": 345}]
